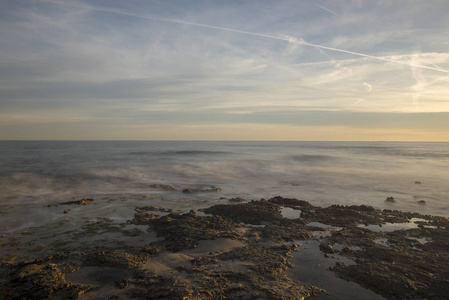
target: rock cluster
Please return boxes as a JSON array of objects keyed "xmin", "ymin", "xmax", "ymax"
[
  {"xmin": 143, "ymin": 210, "xmax": 243, "ymax": 252},
  {"xmin": 1, "ymin": 196, "xmax": 448, "ymax": 299}
]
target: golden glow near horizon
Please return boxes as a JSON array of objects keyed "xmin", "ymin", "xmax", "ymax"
[{"xmin": 1, "ymin": 1, "xmax": 449, "ymax": 141}]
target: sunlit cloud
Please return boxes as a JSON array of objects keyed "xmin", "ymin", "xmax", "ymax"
[{"xmin": 363, "ymin": 82, "xmax": 373, "ymax": 92}]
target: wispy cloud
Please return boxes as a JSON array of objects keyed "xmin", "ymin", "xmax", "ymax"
[{"xmin": 44, "ymin": 0, "xmax": 449, "ymax": 74}]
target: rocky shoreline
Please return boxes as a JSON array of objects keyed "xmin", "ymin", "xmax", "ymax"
[{"xmin": 1, "ymin": 196, "xmax": 448, "ymax": 299}]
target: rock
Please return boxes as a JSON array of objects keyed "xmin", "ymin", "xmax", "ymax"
[
  {"xmin": 133, "ymin": 212, "xmax": 160, "ymax": 224},
  {"xmin": 418, "ymin": 200, "xmax": 426, "ymax": 204},
  {"xmin": 203, "ymin": 201, "xmax": 282, "ymax": 225},
  {"xmin": 135, "ymin": 206, "xmax": 173, "ymax": 213},
  {"xmin": 134, "ymin": 205, "xmax": 158, "ymax": 212},
  {"xmin": 301, "ymin": 204, "xmax": 386, "ymax": 227},
  {"xmin": 63, "ymin": 210, "xmax": 70, "ymax": 214},
  {"xmin": 385, "ymin": 197, "xmax": 396, "ymax": 203},
  {"xmin": 319, "ymin": 243, "xmax": 335, "ymax": 254},
  {"xmin": 182, "ymin": 186, "xmax": 221, "ymax": 193},
  {"xmin": 16, "ymin": 264, "xmax": 45, "ymax": 279},
  {"xmin": 3, "ymin": 262, "xmax": 93, "ymax": 299},
  {"xmin": 415, "ymin": 181, "xmax": 422, "ymax": 184},
  {"xmin": 335, "ymin": 262, "xmax": 345, "ymax": 268},
  {"xmin": 61, "ymin": 198, "xmax": 95, "ymax": 205},
  {"xmin": 268, "ymin": 196, "xmax": 315, "ymax": 209},
  {"xmin": 341, "ymin": 246, "xmax": 352, "ymax": 253},
  {"xmin": 150, "ymin": 184, "xmax": 176, "ymax": 191},
  {"xmin": 228, "ymin": 197, "xmax": 245, "ymax": 203}
]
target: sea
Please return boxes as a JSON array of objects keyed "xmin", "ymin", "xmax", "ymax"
[{"xmin": 1, "ymin": 140, "xmax": 449, "ymax": 233}]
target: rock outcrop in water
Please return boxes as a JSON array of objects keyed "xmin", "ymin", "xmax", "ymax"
[
  {"xmin": 60, "ymin": 198, "xmax": 95, "ymax": 205},
  {"xmin": 385, "ymin": 196, "xmax": 396, "ymax": 203},
  {"xmin": 182, "ymin": 185, "xmax": 222, "ymax": 193},
  {"xmin": 202, "ymin": 199, "xmax": 282, "ymax": 225}
]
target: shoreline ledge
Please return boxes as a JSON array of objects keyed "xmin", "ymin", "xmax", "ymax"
[{"xmin": 0, "ymin": 196, "xmax": 448, "ymax": 299}]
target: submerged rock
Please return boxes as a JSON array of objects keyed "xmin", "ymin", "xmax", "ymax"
[
  {"xmin": 228, "ymin": 197, "xmax": 245, "ymax": 203},
  {"xmin": 385, "ymin": 196, "xmax": 396, "ymax": 203},
  {"xmin": 182, "ymin": 185, "xmax": 221, "ymax": 193},
  {"xmin": 61, "ymin": 198, "xmax": 95, "ymax": 205},
  {"xmin": 150, "ymin": 183, "xmax": 177, "ymax": 191}
]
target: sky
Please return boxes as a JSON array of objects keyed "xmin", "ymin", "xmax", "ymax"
[{"xmin": 1, "ymin": 0, "xmax": 449, "ymax": 141}]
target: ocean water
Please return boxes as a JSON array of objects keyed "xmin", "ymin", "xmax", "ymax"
[{"xmin": 1, "ymin": 141, "xmax": 449, "ymax": 233}]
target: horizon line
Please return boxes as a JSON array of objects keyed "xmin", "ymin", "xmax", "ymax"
[{"xmin": 1, "ymin": 139, "xmax": 448, "ymax": 143}]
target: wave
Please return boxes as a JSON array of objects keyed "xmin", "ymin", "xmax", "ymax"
[
  {"xmin": 129, "ymin": 150, "xmax": 230, "ymax": 156},
  {"xmin": 290, "ymin": 155, "xmax": 334, "ymax": 162},
  {"xmin": 161, "ymin": 150, "xmax": 230, "ymax": 156},
  {"xmin": 329, "ymin": 145, "xmax": 449, "ymax": 159},
  {"xmin": 393, "ymin": 151, "xmax": 449, "ymax": 159},
  {"xmin": 128, "ymin": 151, "xmax": 157, "ymax": 155}
]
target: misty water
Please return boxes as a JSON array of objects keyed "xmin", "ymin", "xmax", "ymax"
[{"xmin": 1, "ymin": 141, "xmax": 449, "ymax": 233}]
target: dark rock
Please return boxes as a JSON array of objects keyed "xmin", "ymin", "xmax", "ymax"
[
  {"xmin": 134, "ymin": 206, "xmax": 173, "ymax": 213},
  {"xmin": 319, "ymin": 243, "xmax": 335, "ymax": 254},
  {"xmin": 321, "ymin": 211, "xmax": 449, "ymax": 300},
  {"xmin": 228, "ymin": 197, "xmax": 245, "ymax": 203},
  {"xmin": 150, "ymin": 184, "xmax": 176, "ymax": 191},
  {"xmin": 1, "ymin": 262, "xmax": 93, "ymax": 299},
  {"xmin": 182, "ymin": 186, "xmax": 221, "ymax": 193},
  {"xmin": 385, "ymin": 197, "xmax": 396, "ymax": 203},
  {"xmin": 143, "ymin": 241, "xmax": 164, "ymax": 254},
  {"xmin": 61, "ymin": 198, "xmax": 95, "ymax": 205},
  {"xmin": 301, "ymin": 204, "xmax": 389, "ymax": 227},
  {"xmin": 203, "ymin": 200, "xmax": 282, "ymax": 225},
  {"xmin": 268, "ymin": 196, "xmax": 315, "ymax": 210},
  {"xmin": 145, "ymin": 211, "xmax": 242, "ymax": 252},
  {"xmin": 418, "ymin": 200, "xmax": 426, "ymax": 204},
  {"xmin": 133, "ymin": 212, "xmax": 160, "ymax": 224}
]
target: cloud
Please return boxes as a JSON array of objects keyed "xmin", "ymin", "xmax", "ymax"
[
  {"xmin": 42, "ymin": 0, "xmax": 449, "ymax": 73},
  {"xmin": 1, "ymin": 0, "xmax": 449, "ymax": 140},
  {"xmin": 363, "ymin": 82, "xmax": 373, "ymax": 92}
]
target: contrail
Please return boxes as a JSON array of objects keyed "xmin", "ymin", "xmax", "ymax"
[
  {"xmin": 44, "ymin": 0, "xmax": 449, "ymax": 73},
  {"xmin": 314, "ymin": 4, "xmax": 338, "ymax": 16}
]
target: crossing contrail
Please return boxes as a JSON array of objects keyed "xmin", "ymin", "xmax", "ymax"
[{"xmin": 45, "ymin": 0, "xmax": 449, "ymax": 73}]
